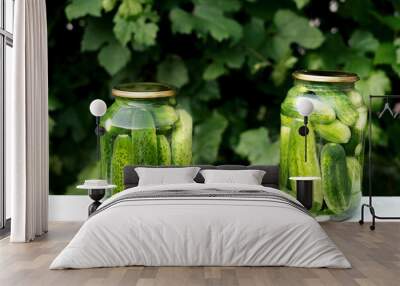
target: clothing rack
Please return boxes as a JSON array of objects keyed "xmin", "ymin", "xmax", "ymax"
[{"xmin": 359, "ymin": 95, "xmax": 400, "ymax": 230}]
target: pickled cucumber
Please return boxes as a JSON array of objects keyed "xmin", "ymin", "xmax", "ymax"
[
  {"xmin": 347, "ymin": 90, "xmax": 364, "ymax": 108},
  {"xmin": 171, "ymin": 109, "xmax": 192, "ymax": 165},
  {"xmin": 345, "ymin": 157, "xmax": 362, "ymax": 216},
  {"xmin": 157, "ymin": 134, "xmax": 171, "ymax": 165},
  {"xmin": 131, "ymin": 109, "xmax": 158, "ymax": 165},
  {"xmin": 321, "ymin": 143, "xmax": 351, "ymax": 214},
  {"xmin": 100, "ymin": 132, "xmax": 114, "ymax": 181},
  {"xmin": 111, "ymin": 135, "xmax": 132, "ymax": 194},
  {"xmin": 344, "ymin": 106, "xmax": 367, "ymax": 155},
  {"xmin": 320, "ymin": 91, "xmax": 358, "ymax": 126},
  {"xmin": 151, "ymin": 105, "xmax": 178, "ymax": 131},
  {"xmin": 281, "ymin": 92, "xmax": 336, "ymax": 124},
  {"xmin": 314, "ymin": 120, "xmax": 351, "ymax": 144},
  {"xmin": 281, "ymin": 114, "xmax": 294, "ymax": 127}
]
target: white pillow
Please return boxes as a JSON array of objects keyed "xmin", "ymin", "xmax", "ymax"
[
  {"xmin": 135, "ymin": 167, "xmax": 200, "ymax": 186},
  {"xmin": 200, "ymin": 169, "xmax": 266, "ymax": 185}
]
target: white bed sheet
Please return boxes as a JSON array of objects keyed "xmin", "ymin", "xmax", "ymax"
[{"xmin": 50, "ymin": 183, "xmax": 350, "ymax": 269}]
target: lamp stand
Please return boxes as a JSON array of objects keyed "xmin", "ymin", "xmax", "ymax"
[
  {"xmin": 298, "ymin": 116, "xmax": 309, "ymax": 162},
  {"xmin": 94, "ymin": 116, "xmax": 105, "ymax": 178}
]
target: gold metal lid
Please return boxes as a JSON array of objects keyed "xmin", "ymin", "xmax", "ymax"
[
  {"xmin": 112, "ymin": 82, "xmax": 176, "ymax": 99},
  {"xmin": 293, "ymin": 70, "xmax": 359, "ymax": 83}
]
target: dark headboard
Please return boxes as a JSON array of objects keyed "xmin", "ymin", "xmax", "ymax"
[{"xmin": 123, "ymin": 165, "xmax": 279, "ymax": 189}]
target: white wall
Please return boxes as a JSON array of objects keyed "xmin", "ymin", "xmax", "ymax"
[{"xmin": 48, "ymin": 195, "xmax": 400, "ymax": 222}]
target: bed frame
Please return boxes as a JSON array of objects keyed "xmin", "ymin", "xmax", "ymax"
[{"xmin": 123, "ymin": 165, "xmax": 279, "ymax": 189}]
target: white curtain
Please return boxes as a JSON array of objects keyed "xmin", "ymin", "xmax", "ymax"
[{"xmin": 7, "ymin": 0, "xmax": 49, "ymax": 242}]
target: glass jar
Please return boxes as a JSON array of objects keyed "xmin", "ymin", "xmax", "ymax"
[
  {"xmin": 100, "ymin": 82, "xmax": 193, "ymax": 194},
  {"xmin": 280, "ymin": 71, "xmax": 366, "ymax": 220}
]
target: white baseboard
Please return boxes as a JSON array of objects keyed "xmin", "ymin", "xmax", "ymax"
[
  {"xmin": 49, "ymin": 195, "xmax": 92, "ymax": 221},
  {"xmin": 48, "ymin": 195, "xmax": 400, "ymax": 222}
]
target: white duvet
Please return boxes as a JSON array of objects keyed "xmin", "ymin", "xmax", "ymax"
[{"xmin": 50, "ymin": 183, "xmax": 350, "ymax": 269}]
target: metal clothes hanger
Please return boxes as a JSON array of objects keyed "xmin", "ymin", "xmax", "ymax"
[
  {"xmin": 378, "ymin": 95, "xmax": 393, "ymax": 118},
  {"xmin": 393, "ymin": 102, "xmax": 400, "ymax": 119}
]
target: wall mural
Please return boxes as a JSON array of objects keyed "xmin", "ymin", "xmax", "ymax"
[{"xmin": 47, "ymin": 1, "xmax": 400, "ymax": 200}]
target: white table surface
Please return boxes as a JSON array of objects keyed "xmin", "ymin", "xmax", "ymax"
[{"xmin": 289, "ymin": 176, "xmax": 321, "ymax": 181}]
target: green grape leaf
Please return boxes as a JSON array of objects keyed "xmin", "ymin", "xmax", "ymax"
[
  {"xmin": 272, "ymin": 53, "xmax": 298, "ymax": 86},
  {"xmin": 48, "ymin": 116, "xmax": 56, "ymax": 136},
  {"xmin": 338, "ymin": 0, "xmax": 373, "ymax": 25},
  {"xmin": 235, "ymin": 127, "xmax": 280, "ymax": 165},
  {"xmin": 81, "ymin": 18, "xmax": 114, "ymax": 51},
  {"xmin": 170, "ymin": 4, "xmax": 242, "ymax": 42},
  {"xmin": 356, "ymin": 70, "xmax": 391, "ymax": 109},
  {"xmin": 196, "ymin": 81, "xmax": 221, "ymax": 101},
  {"xmin": 117, "ymin": 0, "xmax": 143, "ymax": 18},
  {"xmin": 65, "ymin": 0, "xmax": 102, "ymax": 21},
  {"xmin": 50, "ymin": 155, "xmax": 63, "ymax": 176},
  {"xmin": 243, "ymin": 18, "xmax": 265, "ymax": 50},
  {"xmin": 132, "ymin": 18, "xmax": 159, "ymax": 46},
  {"xmin": 348, "ymin": 30, "xmax": 379, "ymax": 54},
  {"xmin": 273, "ymin": 9, "xmax": 324, "ymax": 51},
  {"xmin": 203, "ymin": 62, "xmax": 227, "ymax": 80},
  {"xmin": 156, "ymin": 56, "xmax": 189, "ymax": 88},
  {"xmin": 98, "ymin": 40, "xmax": 131, "ymax": 75},
  {"xmin": 244, "ymin": 1, "xmax": 283, "ymax": 21},
  {"xmin": 220, "ymin": 47, "xmax": 246, "ymax": 69},
  {"xmin": 397, "ymin": 50, "xmax": 400, "ymax": 64},
  {"xmin": 371, "ymin": 11, "xmax": 400, "ymax": 32},
  {"xmin": 305, "ymin": 34, "xmax": 350, "ymax": 70},
  {"xmin": 48, "ymin": 95, "xmax": 63, "ymax": 111},
  {"xmin": 170, "ymin": 8, "xmax": 198, "ymax": 35},
  {"xmin": 344, "ymin": 54, "xmax": 372, "ymax": 78},
  {"xmin": 265, "ymin": 9, "xmax": 324, "ymax": 61},
  {"xmin": 194, "ymin": 5, "xmax": 243, "ymax": 42},
  {"xmin": 195, "ymin": 0, "xmax": 241, "ymax": 12},
  {"xmin": 243, "ymin": 18, "xmax": 271, "ymax": 73},
  {"xmin": 102, "ymin": 0, "xmax": 117, "ymax": 12},
  {"xmin": 392, "ymin": 64, "xmax": 400, "ymax": 78},
  {"xmin": 374, "ymin": 42, "xmax": 396, "ymax": 65},
  {"xmin": 208, "ymin": 46, "xmax": 246, "ymax": 70},
  {"xmin": 113, "ymin": 16, "xmax": 136, "ymax": 46},
  {"xmin": 193, "ymin": 111, "xmax": 228, "ymax": 164},
  {"xmin": 293, "ymin": 0, "xmax": 310, "ymax": 9}
]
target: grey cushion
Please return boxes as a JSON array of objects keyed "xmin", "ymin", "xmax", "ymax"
[{"xmin": 124, "ymin": 165, "xmax": 279, "ymax": 190}]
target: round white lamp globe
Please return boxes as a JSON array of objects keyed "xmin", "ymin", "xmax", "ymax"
[
  {"xmin": 296, "ymin": 97, "xmax": 314, "ymax": 116},
  {"xmin": 89, "ymin": 99, "xmax": 107, "ymax": 117}
]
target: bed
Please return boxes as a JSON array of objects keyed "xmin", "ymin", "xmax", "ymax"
[{"xmin": 50, "ymin": 165, "xmax": 350, "ymax": 269}]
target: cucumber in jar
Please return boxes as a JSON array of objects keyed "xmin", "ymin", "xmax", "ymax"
[
  {"xmin": 171, "ymin": 109, "xmax": 192, "ymax": 165},
  {"xmin": 281, "ymin": 86, "xmax": 336, "ymax": 124},
  {"xmin": 320, "ymin": 143, "xmax": 351, "ymax": 214},
  {"xmin": 111, "ymin": 135, "xmax": 132, "ymax": 194},
  {"xmin": 100, "ymin": 102, "xmax": 128, "ymax": 181},
  {"xmin": 346, "ymin": 157, "xmax": 362, "ymax": 214},
  {"xmin": 151, "ymin": 105, "xmax": 179, "ymax": 132},
  {"xmin": 347, "ymin": 90, "xmax": 364, "ymax": 108},
  {"xmin": 157, "ymin": 134, "xmax": 172, "ymax": 165},
  {"xmin": 314, "ymin": 120, "xmax": 351, "ymax": 144},
  {"xmin": 131, "ymin": 109, "xmax": 158, "ymax": 165},
  {"xmin": 344, "ymin": 106, "xmax": 367, "ymax": 155},
  {"xmin": 319, "ymin": 90, "xmax": 359, "ymax": 126}
]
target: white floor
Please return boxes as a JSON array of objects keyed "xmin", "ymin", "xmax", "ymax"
[{"xmin": 48, "ymin": 195, "xmax": 400, "ymax": 222}]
